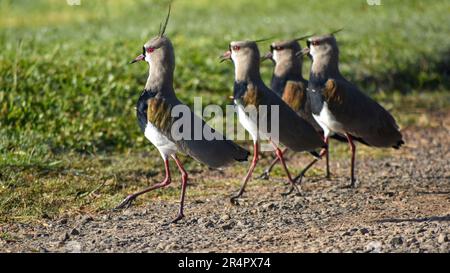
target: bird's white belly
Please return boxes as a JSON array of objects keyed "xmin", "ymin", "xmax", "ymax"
[
  {"xmin": 236, "ymin": 101, "xmax": 259, "ymax": 142},
  {"xmin": 312, "ymin": 101, "xmax": 345, "ymax": 137},
  {"xmin": 144, "ymin": 122, "xmax": 177, "ymax": 159}
]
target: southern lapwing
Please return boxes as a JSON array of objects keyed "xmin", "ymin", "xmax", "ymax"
[
  {"xmin": 116, "ymin": 6, "xmax": 249, "ymax": 223},
  {"xmin": 303, "ymin": 33, "xmax": 404, "ymax": 188},
  {"xmin": 220, "ymin": 40, "xmax": 326, "ymax": 202},
  {"xmin": 259, "ymin": 37, "xmax": 364, "ymax": 182}
]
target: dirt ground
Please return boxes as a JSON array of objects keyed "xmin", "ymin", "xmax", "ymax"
[{"xmin": 1, "ymin": 111, "xmax": 449, "ymax": 253}]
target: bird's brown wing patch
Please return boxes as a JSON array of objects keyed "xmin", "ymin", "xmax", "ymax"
[
  {"xmin": 242, "ymin": 84, "xmax": 263, "ymax": 108},
  {"xmin": 147, "ymin": 97, "xmax": 173, "ymax": 133},
  {"xmin": 323, "ymin": 78, "xmax": 345, "ymax": 106},
  {"xmin": 282, "ymin": 81, "xmax": 306, "ymax": 112},
  {"xmin": 322, "ymin": 79, "xmax": 403, "ymax": 148}
]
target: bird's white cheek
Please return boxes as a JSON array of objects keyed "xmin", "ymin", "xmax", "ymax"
[
  {"xmin": 231, "ymin": 50, "xmax": 237, "ymax": 63},
  {"xmin": 231, "ymin": 51, "xmax": 240, "ymax": 79},
  {"xmin": 145, "ymin": 54, "xmax": 151, "ymax": 63},
  {"xmin": 273, "ymin": 50, "xmax": 279, "ymax": 63},
  {"xmin": 309, "ymin": 46, "xmax": 316, "ymax": 58}
]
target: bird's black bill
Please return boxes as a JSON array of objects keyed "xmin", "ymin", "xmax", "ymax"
[
  {"xmin": 261, "ymin": 52, "xmax": 273, "ymax": 62},
  {"xmin": 219, "ymin": 50, "xmax": 232, "ymax": 63},
  {"xmin": 296, "ymin": 47, "xmax": 310, "ymax": 57},
  {"xmin": 130, "ymin": 54, "xmax": 145, "ymax": 64}
]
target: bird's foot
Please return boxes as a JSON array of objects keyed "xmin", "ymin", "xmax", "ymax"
[
  {"xmin": 342, "ymin": 179, "xmax": 357, "ymax": 189},
  {"xmin": 281, "ymin": 187, "xmax": 294, "ymax": 196},
  {"xmin": 230, "ymin": 194, "xmax": 243, "ymax": 205},
  {"xmin": 281, "ymin": 184, "xmax": 302, "ymax": 197},
  {"xmin": 256, "ymin": 170, "xmax": 270, "ymax": 180},
  {"xmin": 114, "ymin": 194, "xmax": 136, "ymax": 210},
  {"xmin": 294, "ymin": 174, "xmax": 304, "ymax": 185},
  {"xmin": 162, "ymin": 213, "xmax": 185, "ymax": 226}
]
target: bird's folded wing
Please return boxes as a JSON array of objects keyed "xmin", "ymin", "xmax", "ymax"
[
  {"xmin": 323, "ymin": 78, "xmax": 403, "ymax": 148},
  {"xmin": 260, "ymin": 85, "xmax": 325, "ymax": 151},
  {"xmin": 155, "ymin": 97, "xmax": 249, "ymax": 168},
  {"xmin": 282, "ymin": 81, "xmax": 324, "ymax": 133}
]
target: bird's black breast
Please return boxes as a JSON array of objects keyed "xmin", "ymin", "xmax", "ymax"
[
  {"xmin": 270, "ymin": 76, "xmax": 287, "ymax": 97},
  {"xmin": 307, "ymin": 73, "xmax": 328, "ymax": 115},
  {"xmin": 233, "ymin": 81, "xmax": 248, "ymax": 101},
  {"xmin": 136, "ymin": 90, "xmax": 157, "ymax": 132}
]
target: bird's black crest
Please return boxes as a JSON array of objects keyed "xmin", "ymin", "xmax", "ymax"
[
  {"xmin": 253, "ymin": 37, "xmax": 274, "ymax": 44},
  {"xmin": 294, "ymin": 33, "xmax": 314, "ymax": 42},
  {"xmin": 158, "ymin": 2, "xmax": 172, "ymax": 37},
  {"xmin": 329, "ymin": 28, "xmax": 344, "ymax": 36}
]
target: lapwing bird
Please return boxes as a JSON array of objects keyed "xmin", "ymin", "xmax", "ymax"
[
  {"xmin": 303, "ymin": 33, "xmax": 404, "ymax": 188},
  {"xmin": 116, "ymin": 6, "xmax": 249, "ymax": 223},
  {"xmin": 220, "ymin": 40, "xmax": 326, "ymax": 202},
  {"xmin": 259, "ymin": 37, "xmax": 364, "ymax": 182}
]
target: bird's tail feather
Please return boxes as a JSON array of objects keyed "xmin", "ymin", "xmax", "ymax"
[
  {"xmin": 392, "ymin": 139, "xmax": 405, "ymax": 149},
  {"xmin": 309, "ymin": 150, "xmax": 321, "ymax": 159}
]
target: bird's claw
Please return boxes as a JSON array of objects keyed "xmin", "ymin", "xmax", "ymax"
[
  {"xmin": 342, "ymin": 179, "xmax": 357, "ymax": 189},
  {"xmin": 281, "ymin": 184, "xmax": 302, "ymax": 197},
  {"xmin": 114, "ymin": 194, "xmax": 136, "ymax": 210},
  {"xmin": 230, "ymin": 195, "xmax": 242, "ymax": 205},
  {"xmin": 281, "ymin": 187, "xmax": 294, "ymax": 196},
  {"xmin": 172, "ymin": 213, "xmax": 184, "ymax": 223},
  {"xmin": 162, "ymin": 213, "xmax": 185, "ymax": 226},
  {"xmin": 257, "ymin": 170, "xmax": 270, "ymax": 180},
  {"xmin": 294, "ymin": 174, "xmax": 304, "ymax": 185}
]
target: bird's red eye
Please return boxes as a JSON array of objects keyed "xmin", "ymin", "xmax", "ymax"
[
  {"xmin": 312, "ymin": 41, "xmax": 320, "ymax": 46},
  {"xmin": 146, "ymin": 47, "xmax": 155, "ymax": 53},
  {"xmin": 275, "ymin": 46, "xmax": 284, "ymax": 51},
  {"xmin": 232, "ymin": 46, "xmax": 240, "ymax": 51}
]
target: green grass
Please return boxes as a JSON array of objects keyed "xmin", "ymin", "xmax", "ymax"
[{"xmin": 0, "ymin": 0, "xmax": 449, "ymax": 223}]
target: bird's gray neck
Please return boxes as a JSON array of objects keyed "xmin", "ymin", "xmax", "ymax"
[
  {"xmin": 274, "ymin": 59, "xmax": 303, "ymax": 81},
  {"xmin": 145, "ymin": 59, "xmax": 175, "ymax": 96},
  {"xmin": 235, "ymin": 58, "xmax": 264, "ymax": 86},
  {"xmin": 311, "ymin": 53, "xmax": 341, "ymax": 79}
]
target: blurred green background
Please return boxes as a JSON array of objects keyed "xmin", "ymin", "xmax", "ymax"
[
  {"xmin": 1, "ymin": 0, "xmax": 449, "ymax": 162},
  {"xmin": 0, "ymin": 0, "xmax": 449, "ymax": 223}
]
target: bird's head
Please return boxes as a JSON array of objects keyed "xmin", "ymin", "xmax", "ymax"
[
  {"xmin": 220, "ymin": 40, "xmax": 261, "ymax": 66},
  {"xmin": 262, "ymin": 34, "xmax": 312, "ymax": 64},
  {"xmin": 301, "ymin": 29, "xmax": 342, "ymax": 61},
  {"xmin": 264, "ymin": 40, "xmax": 301, "ymax": 64},
  {"xmin": 130, "ymin": 4, "xmax": 174, "ymax": 70},
  {"xmin": 220, "ymin": 40, "xmax": 264, "ymax": 81}
]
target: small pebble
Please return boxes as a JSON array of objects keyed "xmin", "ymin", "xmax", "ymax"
[
  {"xmin": 438, "ymin": 233, "xmax": 448, "ymax": 244},
  {"xmin": 70, "ymin": 228, "xmax": 80, "ymax": 236}
]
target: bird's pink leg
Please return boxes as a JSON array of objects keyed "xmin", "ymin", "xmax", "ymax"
[
  {"xmin": 324, "ymin": 136, "xmax": 330, "ymax": 179},
  {"xmin": 171, "ymin": 155, "xmax": 188, "ymax": 224},
  {"xmin": 115, "ymin": 158, "xmax": 171, "ymax": 210},
  {"xmin": 293, "ymin": 141, "xmax": 329, "ymax": 185},
  {"xmin": 270, "ymin": 141, "xmax": 300, "ymax": 196},
  {"xmin": 345, "ymin": 133, "xmax": 356, "ymax": 188},
  {"xmin": 293, "ymin": 157, "xmax": 318, "ymax": 184},
  {"xmin": 230, "ymin": 142, "xmax": 259, "ymax": 204},
  {"xmin": 257, "ymin": 148, "xmax": 288, "ymax": 180}
]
